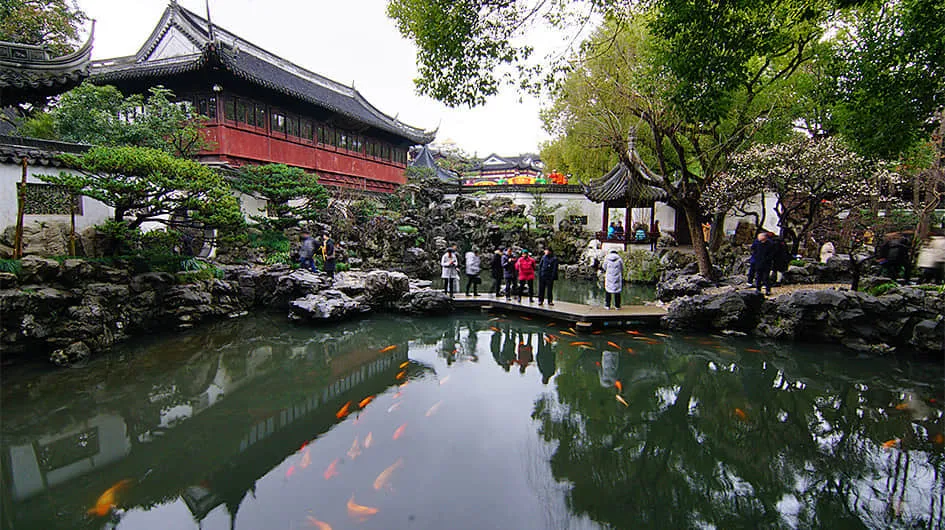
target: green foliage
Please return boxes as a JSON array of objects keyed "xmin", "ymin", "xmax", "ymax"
[
  {"xmin": 827, "ymin": 0, "xmax": 945, "ymax": 158},
  {"xmin": 41, "ymin": 146, "xmax": 242, "ymax": 241},
  {"xmin": 539, "ymin": 134, "xmax": 617, "ymax": 184},
  {"xmin": 16, "ymin": 112, "xmax": 57, "ymax": 140},
  {"xmin": 32, "ymin": 83, "xmax": 211, "ymax": 157},
  {"xmin": 0, "ymin": 259, "xmax": 22, "ymax": 274},
  {"xmin": 233, "ymin": 164, "xmax": 329, "ymax": 231},
  {"xmin": 176, "ymin": 257, "xmax": 224, "ymax": 282},
  {"xmin": 138, "ymin": 229, "xmax": 182, "ymax": 255},
  {"xmin": 247, "ymin": 230, "xmax": 290, "ymax": 252},
  {"xmin": 621, "ymin": 250, "xmax": 663, "ymax": 284},
  {"xmin": 497, "ymin": 216, "xmax": 528, "ymax": 233},
  {"xmin": 349, "ymin": 199, "xmax": 382, "ymax": 225},
  {"xmin": 866, "ymin": 282, "xmax": 899, "ymax": 296},
  {"xmin": 0, "ymin": 0, "xmax": 87, "ymax": 55},
  {"xmin": 397, "ymin": 225, "xmax": 419, "ymax": 235},
  {"xmin": 790, "ymin": 259, "xmax": 807, "ymax": 267},
  {"xmin": 335, "ymin": 262, "xmax": 351, "ymax": 273},
  {"xmin": 263, "ymin": 251, "xmax": 294, "ymax": 266}
]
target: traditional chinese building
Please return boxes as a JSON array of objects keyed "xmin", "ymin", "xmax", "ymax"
[
  {"xmin": 466, "ymin": 153, "xmax": 544, "ymax": 186},
  {"xmin": 0, "ymin": 29, "xmax": 94, "ymax": 109},
  {"xmin": 90, "ymin": 2, "xmax": 434, "ymax": 193}
]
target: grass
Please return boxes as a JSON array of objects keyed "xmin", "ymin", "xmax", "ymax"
[{"xmin": 0, "ymin": 259, "xmax": 21, "ymax": 274}]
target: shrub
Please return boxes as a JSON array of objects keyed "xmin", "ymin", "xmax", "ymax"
[
  {"xmin": 622, "ymin": 250, "xmax": 662, "ymax": 283},
  {"xmin": 790, "ymin": 259, "xmax": 806, "ymax": 267},
  {"xmin": 336, "ymin": 262, "xmax": 351, "ymax": 272},
  {"xmin": 0, "ymin": 259, "xmax": 21, "ymax": 274},
  {"xmin": 264, "ymin": 251, "xmax": 295, "ymax": 266},
  {"xmin": 397, "ymin": 225, "xmax": 419, "ymax": 235},
  {"xmin": 247, "ymin": 230, "xmax": 290, "ymax": 252},
  {"xmin": 866, "ymin": 282, "xmax": 899, "ymax": 296}
]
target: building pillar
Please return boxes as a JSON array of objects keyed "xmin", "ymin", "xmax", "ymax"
[
  {"xmin": 601, "ymin": 204, "xmax": 609, "ymax": 240},
  {"xmin": 624, "ymin": 205, "xmax": 631, "ymax": 250}
]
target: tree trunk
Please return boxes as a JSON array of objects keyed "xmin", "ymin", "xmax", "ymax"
[
  {"xmin": 709, "ymin": 212, "xmax": 726, "ymax": 251},
  {"xmin": 684, "ymin": 205, "xmax": 714, "ymax": 279}
]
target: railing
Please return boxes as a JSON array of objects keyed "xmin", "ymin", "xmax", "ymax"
[{"xmin": 443, "ymin": 183, "xmax": 585, "ymax": 195}]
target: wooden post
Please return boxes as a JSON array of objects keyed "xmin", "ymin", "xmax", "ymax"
[
  {"xmin": 13, "ymin": 157, "xmax": 27, "ymax": 259},
  {"xmin": 69, "ymin": 193, "xmax": 77, "ymax": 257},
  {"xmin": 601, "ymin": 204, "xmax": 609, "ymax": 240}
]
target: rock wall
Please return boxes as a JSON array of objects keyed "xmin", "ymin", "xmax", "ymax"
[
  {"xmin": 1, "ymin": 257, "xmax": 452, "ymax": 367},
  {"xmin": 663, "ymin": 285, "xmax": 944, "ymax": 355}
]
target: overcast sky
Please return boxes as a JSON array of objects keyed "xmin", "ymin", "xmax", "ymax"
[{"xmin": 74, "ymin": 0, "xmax": 560, "ymax": 158}]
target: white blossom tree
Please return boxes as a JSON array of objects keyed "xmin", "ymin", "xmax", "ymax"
[{"xmin": 704, "ymin": 136, "xmax": 900, "ymax": 254}]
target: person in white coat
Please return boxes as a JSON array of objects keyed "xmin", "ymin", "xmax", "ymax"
[
  {"xmin": 441, "ymin": 248, "xmax": 459, "ymax": 298},
  {"xmin": 464, "ymin": 247, "xmax": 482, "ymax": 296},
  {"xmin": 601, "ymin": 249, "xmax": 624, "ymax": 309},
  {"xmin": 916, "ymin": 234, "xmax": 945, "ymax": 284}
]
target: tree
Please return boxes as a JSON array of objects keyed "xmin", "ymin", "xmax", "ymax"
[
  {"xmin": 232, "ymin": 164, "xmax": 330, "ymax": 231},
  {"xmin": 390, "ymin": 2, "xmax": 839, "ymax": 277},
  {"xmin": 0, "ymin": 0, "xmax": 87, "ymax": 54},
  {"xmin": 39, "ymin": 146, "xmax": 242, "ymax": 254},
  {"xmin": 19, "ymin": 83, "xmax": 211, "ymax": 157},
  {"xmin": 706, "ymin": 136, "xmax": 900, "ymax": 255},
  {"xmin": 827, "ymin": 0, "xmax": 945, "ymax": 159}
]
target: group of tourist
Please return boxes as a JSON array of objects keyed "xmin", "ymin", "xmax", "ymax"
[
  {"xmin": 440, "ymin": 246, "xmax": 561, "ymax": 305},
  {"xmin": 877, "ymin": 231, "xmax": 945, "ymax": 284},
  {"xmin": 747, "ymin": 231, "xmax": 792, "ymax": 295},
  {"xmin": 607, "ymin": 220, "xmax": 662, "ymax": 251},
  {"xmin": 298, "ymin": 231, "xmax": 337, "ymax": 279}
]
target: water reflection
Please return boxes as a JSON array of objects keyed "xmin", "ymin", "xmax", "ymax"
[{"xmin": 0, "ymin": 313, "xmax": 942, "ymax": 530}]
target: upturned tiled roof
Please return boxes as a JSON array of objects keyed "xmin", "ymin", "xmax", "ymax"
[
  {"xmin": 583, "ymin": 161, "xmax": 668, "ymax": 204},
  {"xmin": 91, "ymin": 3, "xmax": 434, "ymax": 145},
  {"xmin": 0, "ymin": 135, "xmax": 90, "ymax": 167},
  {"xmin": 0, "ymin": 27, "xmax": 94, "ymax": 106},
  {"xmin": 474, "ymin": 153, "xmax": 544, "ymax": 172},
  {"xmin": 408, "ymin": 144, "xmax": 460, "ymax": 182}
]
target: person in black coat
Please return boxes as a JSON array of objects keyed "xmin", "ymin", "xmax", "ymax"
[
  {"xmin": 771, "ymin": 233, "xmax": 791, "ymax": 285},
  {"xmin": 490, "ymin": 249, "xmax": 504, "ymax": 297},
  {"xmin": 501, "ymin": 248, "xmax": 518, "ymax": 300},
  {"xmin": 753, "ymin": 232, "xmax": 776, "ymax": 295},
  {"xmin": 537, "ymin": 247, "xmax": 559, "ymax": 306}
]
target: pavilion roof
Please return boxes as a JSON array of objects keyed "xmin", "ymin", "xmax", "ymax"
[
  {"xmin": 91, "ymin": 3, "xmax": 434, "ymax": 145},
  {"xmin": 0, "ymin": 27, "xmax": 94, "ymax": 107},
  {"xmin": 408, "ymin": 144, "xmax": 460, "ymax": 182},
  {"xmin": 583, "ymin": 161, "xmax": 668, "ymax": 205}
]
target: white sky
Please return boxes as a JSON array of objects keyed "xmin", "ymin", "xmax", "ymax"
[{"xmin": 74, "ymin": 0, "xmax": 559, "ymax": 158}]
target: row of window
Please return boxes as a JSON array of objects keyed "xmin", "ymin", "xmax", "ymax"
[{"xmin": 206, "ymin": 95, "xmax": 407, "ymax": 164}]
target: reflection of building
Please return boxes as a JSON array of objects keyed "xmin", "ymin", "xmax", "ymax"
[
  {"xmin": 466, "ymin": 153, "xmax": 545, "ymax": 186},
  {"xmin": 90, "ymin": 3, "xmax": 433, "ymax": 193}
]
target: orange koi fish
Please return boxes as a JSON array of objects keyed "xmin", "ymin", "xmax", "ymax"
[
  {"xmin": 425, "ymin": 400, "xmax": 443, "ymax": 417},
  {"xmin": 520, "ymin": 316, "xmax": 533, "ymax": 321},
  {"xmin": 359, "ymin": 395, "xmax": 375, "ymax": 409},
  {"xmin": 364, "ymin": 432, "xmax": 373, "ymax": 448},
  {"xmin": 347, "ymin": 494, "xmax": 379, "ymax": 522},
  {"xmin": 547, "ymin": 322, "xmax": 557, "ymax": 327},
  {"xmin": 591, "ymin": 330, "xmax": 602, "ymax": 335},
  {"xmin": 653, "ymin": 333, "xmax": 670, "ymax": 338},
  {"xmin": 578, "ymin": 345, "xmax": 594, "ymax": 350},
  {"xmin": 560, "ymin": 331, "xmax": 576, "ymax": 337},
  {"xmin": 323, "ymin": 459, "xmax": 339, "ymax": 480},
  {"xmin": 626, "ymin": 348, "xmax": 635, "ymax": 354},
  {"xmin": 399, "ymin": 361, "xmax": 409, "ymax": 369},
  {"xmin": 286, "ymin": 465, "xmax": 296, "ymax": 479},
  {"xmin": 387, "ymin": 402, "xmax": 402, "ymax": 413},
  {"xmin": 399, "ymin": 381, "xmax": 409, "ymax": 389},
  {"xmin": 439, "ymin": 375, "xmax": 451, "ymax": 386},
  {"xmin": 379, "ymin": 345, "xmax": 397, "ymax": 353},
  {"xmin": 615, "ymin": 380, "xmax": 623, "ymax": 393},
  {"xmin": 544, "ymin": 336, "xmax": 557, "ymax": 344},
  {"xmin": 881, "ymin": 438, "xmax": 900, "ymax": 449},
  {"xmin": 88, "ymin": 479, "xmax": 133, "ymax": 517},
  {"xmin": 395, "ymin": 370, "xmax": 406, "ymax": 380},
  {"xmin": 306, "ymin": 516, "xmax": 333, "ymax": 530},
  {"xmin": 347, "ymin": 436, "xmax": 362, "ymax": 460},
  {"xmin": 336, "ymin": 401, "xmax": 352, "ymax": 419},
  {"xmin": 933, "ymin": 433, "xmax": 944, "ymax": 445},
  {"xmin": 393, "ymin": 423, "xmax": 407, "ymax": 440},
  {"xmin": 744, "ymin": 348, "xmax": 762, "ymax": 353},
  {"xmin": 570, "ymin": 341, "xmax": 592, "ymax": 346},
  {"xmin": 626, "ymin": 330, "xmax": 642, "ymax": 335},
  {"xmin": 632, "ymin": 336, "xmax": 649, "ymax": 341},
  {"xmin": 392, "ymin": 391, "xmax": 403, "ymax": 399},
  {"xmin": 490, "ymin": 326, "xmax": 501, "ymax": 332},
  {"xmin": 607, "ymin": 341, "xmax": 621, "ymax": 349},
  {"xmin": 373, "ymin": 458, "xmax": 404, "ymax": 491},
  {"xmin": 734, "ymin": 408, "xmax": 748, "ymax": 421},
  {"xmin": 300, "ymin": 449, "xmax": 312, "ymax": 469},
  {"xmin": 616, "ymin": 395, "xmax": 629, "ymax": 407},
  {"xmin": 894, "ymin": 403, "xmax": 909, "ymax": 411}
]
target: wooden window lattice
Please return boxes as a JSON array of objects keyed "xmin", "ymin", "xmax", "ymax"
[{"xmin": 24, "ymin": 183, "xmax": 83, "ymax": 215}]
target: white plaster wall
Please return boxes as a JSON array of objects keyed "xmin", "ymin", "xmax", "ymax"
[
  {"xmin": 0, "ymin": 162, "xmax": 113, "ymax": 232},
  {"xmin": 722, "ymin": 193, "xmax": 781, "ymax": 235},
  {"xmin": 239, "ymin": 192, "xmax": 269, "ymax": 224}
]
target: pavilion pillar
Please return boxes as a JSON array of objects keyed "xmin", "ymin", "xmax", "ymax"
[
  {"xmin": 601, "ymin": 205, "xmax": 609, "ymax": 240},
  {"xmin": 624, "ymin": 203, "xmax": 631, "ymax": 250},
  {"xmin": 650, "ymin": 203, "xmax": 655, "ymax": 227}
]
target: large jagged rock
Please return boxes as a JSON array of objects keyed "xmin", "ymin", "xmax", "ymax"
[
  {"xmin": 2, "ymin": 221, "xmax": 71, "ymax": 257},
  {"xmin": 393, "ymin": 288, "xmax": 453, "ymax": 315},
  {"xmin": 19, "ymin": 255, "xmax": 61, "ymax": 283},
  {"xmin": 364, "ymin": 270, "xmax": 410, "ymax": 303},
  {"xmin": 663, "ymin": 289, "xmax": 763, "ymax": 332},
  {"xmin": 656, "ymin": 273, "xmax": 714, "ymax": 301},
  {"xmin": 49, "ymin": 341, "xmax": 91, "ymax": 367},
  {"xmin": 288, "ymin": 290, "xmax": 369, "ymax": 322}
]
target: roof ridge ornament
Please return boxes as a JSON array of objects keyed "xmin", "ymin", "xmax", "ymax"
[{"xmin": 205, "ymin": 0, "xmax": 216, "ymax": 43}]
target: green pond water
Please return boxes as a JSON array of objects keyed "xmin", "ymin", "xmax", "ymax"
[{"xmin": 1, "ymin": 300, "xmax": 943, "ymax": 529}]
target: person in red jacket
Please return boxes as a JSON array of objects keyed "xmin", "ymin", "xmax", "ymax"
[{"xmin": 515, "ymin": 249, "xmax": 537, "ymax": 303}]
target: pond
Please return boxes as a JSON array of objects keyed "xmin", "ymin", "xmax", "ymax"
[{"xmin": 1, "ymin": 310, "xmax": 942, "ymax": 530}]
